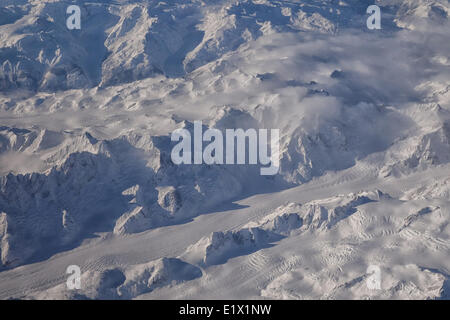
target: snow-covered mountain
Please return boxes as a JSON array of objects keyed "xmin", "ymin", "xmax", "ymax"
[{"xmin": 0, "ymin": 0, "xmax": 449, "ymax": 299}]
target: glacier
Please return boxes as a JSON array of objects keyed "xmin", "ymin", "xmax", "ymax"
[{"xmin": 0, "ymin": 0, "xmax": 449, "ymax": 299}]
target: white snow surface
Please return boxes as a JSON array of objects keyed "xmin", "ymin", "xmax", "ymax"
[{"xmin": 0, "ymin": 0, "xmax": 449, "ymax": 299}]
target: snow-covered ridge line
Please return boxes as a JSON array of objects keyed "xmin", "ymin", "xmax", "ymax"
[
  {"xmin": 181, "ymin": 190, "xmax": 384, "ymax": 266},
  {"xmin": 1, "ymin": 93, "xmax": 450, "ymax": 268},
  {"xmin": 2, "ymin": 0, "xmax": 446, "ymax": 92}
]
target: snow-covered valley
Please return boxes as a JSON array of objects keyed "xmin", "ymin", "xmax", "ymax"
[{"xmin": 0, "ymin": 0, "xmax": 449, "ymax": 299}]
